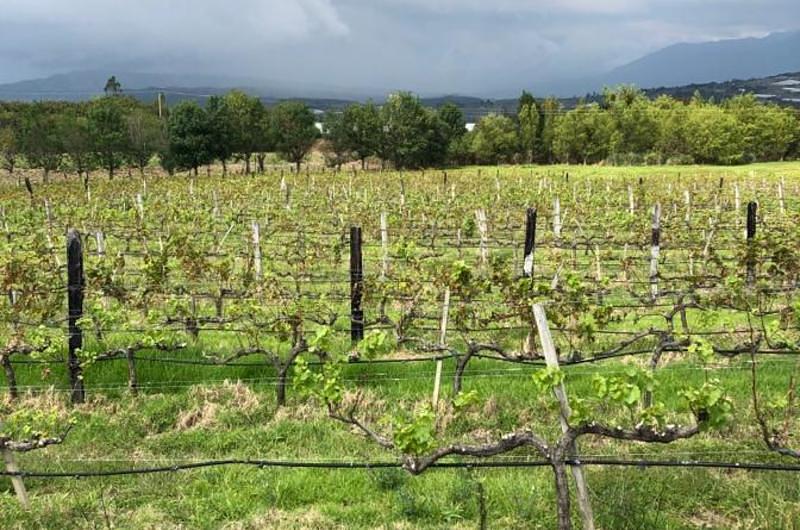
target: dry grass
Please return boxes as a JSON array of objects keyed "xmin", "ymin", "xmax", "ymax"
[{"xmin": 175, "ymin": 380, "xmax": 260, "ymax": 430}]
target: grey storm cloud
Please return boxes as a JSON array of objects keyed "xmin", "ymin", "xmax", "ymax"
[{"xmin": 0, "ymin": 0, "xmax": 798, "ymax": 95}]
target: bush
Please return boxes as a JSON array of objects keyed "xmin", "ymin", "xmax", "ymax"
[
  {"xmin": 665, "ymin": 154, "xmax": 695, "ymax": 165},
  {"xmin": 644, "ymin": 152, "xmax": 662, "ymax": 166}
]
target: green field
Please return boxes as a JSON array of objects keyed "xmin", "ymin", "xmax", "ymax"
[{"xmin": 2, "ymin": 163, "xmax": 800, "ymax": 529}]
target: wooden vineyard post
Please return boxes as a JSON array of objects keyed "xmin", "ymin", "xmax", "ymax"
[
  {"xmin": 746, "ymin": 201, "xmax": 757, "ymax": 287},
  {"xmin": 628, "ymin": 185, "xmax": 635, "ymax": 215},
  {"xmin": 67, "ymin": 229, "xmax": 85, "ymax": 404},
  {"xmin": 135, "ymin": 193, "xmax": 144, "ymax": 222},
  {"xmin": 1, "ymin": 422, "xmax": 30, "ymax": 509},
  {"xmin": 95, "ymin": 231, "xmax": 105, "ymax": 257},
  {"xmin": 522, "ymin": 207, "xmax": 537, "ymax": 278},
  {"xmin": 533, "ymin": 304, "xmax": 595, "ymax": 530},
  {"xmin": 475, "ymin": 209, "xmax": 488, "ymax": 268},
  {"xmin": 432, "ymin": 287, "xmax": 450, "ymax": 411},
  {"xmin": 380, "ymin": 211, "xmax": 389, "ymax": 279},
  {"xmin": 553, "ymin": 196, "xmax": 562, "ymax": 246},
  {"xmin": 684, "ymin": 190, "xmax": 691, "ymax": 224},
  {"xmin": 350, "ymin": 226, "xmax": 364, "ymax": 343},
  {"xmin": 650, "ymin": 203, "xmax": 661, "ymax": 301},
  {"xmin": 252, "ymin": 221, "xmax": 263, "ymax": 283}
]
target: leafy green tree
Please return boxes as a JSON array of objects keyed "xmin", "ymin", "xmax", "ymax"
[
  {"xmin": 205, "ymin": 95, "xmax": 235, "ymax": 175},
  {"xmin": 166, "ymin": 100, "xmax": 215, "ymax": 175},
  {"xmin": 684, "ymin": 98, "xmax": 745, "ymax": 164},
  {"xmin": 436, "ymin": 103, "xmax": 467, "ymax": 166},
  {"xmin": 321, "ymin": 111, "xmax": 353, "ymax": 169},
  {"xmin": 470, "ymin": 113, "xmax": 519, "ymax": 164},
  {"xmin": 517, "ymin": 92, "xmax": 540, "ymax": 163},
  {"xmin": 341, "ymin": 102, "xmax": 382, "ymax": 169},
  {"xmin": 271, "ymin": 101, "xmax": 318, "ymax": 172},
  {"xmin": 652, "ymin": 95, "xmax": 692, "ymax": 163},
  {"xmin": 126, "ymin": 108, "xmax": 164, "ymax": 175},
  {"xmin": 0, "ymin": 113, "xmax": 18, "ymax": 176},
  {"xmin": 380, "ymin": 92, "xmax": 441, "ymax": 169},
  {"xmin": 104, "ymin": 75, "xmax": 122, "ymax": 96},
  {"xmin": 726, "ymin": 95, "xmax": 798, "ymax": 162},
  {"xmin": 538, "ymin": 97, "xmax": 561, "ymax": 164},
  {"xmin": 518, "ymin": 90, "xmax": 536, "ymax": 113},
  {"xmin": 604, "ymin": 86, "xmax": 658, "ymax": 158},
  {"xmin": 553, "ymin": 103, "xmax": 613, "ymax": 164},
  {"xmin": 223, "ymin": 91, "xmax": 268, "ymax": 174},
  {"xmin": 88, "ymin": 97, "xmax": 130, "ymax": 179},
  {"xmin": 19, "ymin": 103, "xmax": 63, "ymax": 182},
  {"xmin": 58, "ymin": 108, "xmax": 97, "ymax": 178},
  {"xmin": 253, "ymin": 106, "xmax": 274, "ymax": 174},
  {"xmin": 437, "ymin": 103, "xmax": 466, "ymax": 145}
]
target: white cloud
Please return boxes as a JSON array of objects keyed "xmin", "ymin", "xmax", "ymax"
[
  {"xmin": 1, "ymin": 0, "xmax": 349, "ymax": 42},
  {"xmin": 367, "ymin": 0, "xmax": 643, "ymax": 15}
]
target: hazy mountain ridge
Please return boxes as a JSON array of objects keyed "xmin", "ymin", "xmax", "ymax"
[
  {"xmin": 1, "ymin": 31, "xmax": 799, "ymax": 113},
  {"xmin": 598, "ymin": 30, "xmax": 800, "ymax": 90}
]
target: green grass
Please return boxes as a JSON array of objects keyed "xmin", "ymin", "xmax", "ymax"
[{"xmin": 3, "ymin": 351, "xmax": 800, "ymax": 529}]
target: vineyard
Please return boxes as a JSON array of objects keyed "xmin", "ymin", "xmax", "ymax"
[{"xmin": 2, "ymin": 162, "xmax": 800, "ymax": 529}]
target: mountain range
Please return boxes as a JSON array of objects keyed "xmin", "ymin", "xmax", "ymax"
[{"xmin": 0, "ymin": 30, "xmax": 798, "ymax": 111}]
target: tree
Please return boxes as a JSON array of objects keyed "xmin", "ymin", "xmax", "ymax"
[
  {"xmin": 321, "ymin": 111, "xmax": 353, "ymax": 169},
  {"xmin": 19, "ymin": 103, "xmax": 62, "ymax": 183},
  {"xmin": 437, "ymin": 102, "xmax": 467, "ymax": 146},
  {"xmin": 58, "ymin": 108, "xmax": 96, "ymax": 179},
  {"xmin": 166, "ymin": 101, "xmax": 215, "ymax": 175},
  {"xmin": 604, "ymin": 86, "xmax": 658, "ymax": 158},
  {"xmin": 223, "ymin": 91, "xmax": 267, "ymax": 174},
  {"xmin": 652, "ymin": 96, "xmax": 691, "ymax": 163},
  {"xmin": 205, "ymin": 95, "xmax": 235, "ymax": 175},
  {"xmin": 88, "ymin": 97, "xmax": 130, "ymax": 179},
  {"xmin": 517, "ymin": 94, "xmax": 540, "ymax": 163},
  {"xmin": 538, "ymin": 97, "xmax": 561, "ymax": 164},
  {"xmin": 380, "ymin": 92, "xmax": 435, "ymax": 169},
  {"xmin": 470, "ymin": 114, "xmax": 518, "ymax": 164},
  {"xmin": 341, "ymin": 102, "xmax": 382, "ymax": 169},
  {"xmin": 0, "ymin": 110, "xmax": 18, "ymax": 177},
  {"xmin": 518, "ymin": 90, "xmax": 536, "ymax": 113},
  {"xmin": 684, "ymin": 98, "xmax": 744, "ymax": 164},
  {"xmin": 552, "ymin": 103, "xmax": 613, "ymax": 164},
  {"xmin": 437, "ymin": 103, "xmax": 467, "ymax": 166},
  {"xmin": 104, "ymin": 76, "xmax": 122, "ymax": 96},
  {"xmin": 726, "ymin": 95, "xmax": 798, "ymax": 162},
  {"xmin": 126, "ymin": 108, "xmax": 164, "ymax": 175},
  {"xmin": 271, "ymin": 101, "xmax": 318, "ymax": 173},
  {"xmin": 253, "ymin": 107, "xmax": 274, "ymax": 174}
]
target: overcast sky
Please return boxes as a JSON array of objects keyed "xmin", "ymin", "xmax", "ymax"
[{"xmin": 0, "ymin": 0, "xmax": 798, "ymax": 96}]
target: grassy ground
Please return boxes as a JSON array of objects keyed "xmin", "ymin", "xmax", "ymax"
[{"xmin": 2, "ymin": 352, "xmax": 800, "ymax": 529}]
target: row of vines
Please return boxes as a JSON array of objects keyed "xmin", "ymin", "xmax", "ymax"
[{"xmin": 2, "ymin": 166, "xmax": 800, "ymax": 528}]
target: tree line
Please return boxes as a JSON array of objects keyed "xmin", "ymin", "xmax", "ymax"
[
  {"xmin": 1, "ymin": 83, "xmax": 799, "ymax": 181},
  {"xmin": 0, "ymin": 89, "xmax": 321, "ymax": 181}
]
